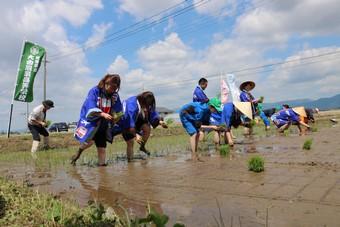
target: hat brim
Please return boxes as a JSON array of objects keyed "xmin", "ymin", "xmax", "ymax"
[
  {"xmin": 213, "ymin": 106, "xmax": 222, "ymax": 112},
  {"xmin": 233, "ymin": 102, "xmax": 253, "ymax": 119},
  {"xmin": 240, "ymin": 81, "xmax": 255, "ymax": 91},
  {"xmin": 292, "ymin": 106, "xmax": 307, "ymax": 117}
]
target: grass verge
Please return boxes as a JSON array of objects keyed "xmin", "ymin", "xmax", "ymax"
[{"xmin": 0, "ymin": 177, "xmax": 185, "ymax": 227}]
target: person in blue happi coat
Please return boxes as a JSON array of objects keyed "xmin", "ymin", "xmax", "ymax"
[
  {"xmin": 271, "ymin": 105, "xmax": 310, "ymax": 134},
  {"xmin": 121, "ymin": 91, "xmax": 167, "ymax": 162},
  {"xmin": 193, "ymin": 77, "xmax": 209, "ymax": 103},
  {"xmin": 220, "ymin": 103, "xmax": 243, "ymax": 146},
  {"xmin": 71, "ymin": 74, "xmax": 123, "ymax": 166},
  {"xmin": 179, "ymin": 98, "xmax": 223, "ymax": 161},
  {"xmin": 239, "ymin": 81, "xmax": 266, "ymax": 134}
]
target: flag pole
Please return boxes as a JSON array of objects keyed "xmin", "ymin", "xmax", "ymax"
[
  {"xmin": 43, "ymin": 52, "xmax": 47, "ymax": 101},
  {"xmin": 7, "ymin": 40, "xmax": 26, "ymax": 138}
]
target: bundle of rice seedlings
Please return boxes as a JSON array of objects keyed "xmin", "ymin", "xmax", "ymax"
[{"xmin": 248, "ymin": 156, "xmax": 265, "ymax": 172}]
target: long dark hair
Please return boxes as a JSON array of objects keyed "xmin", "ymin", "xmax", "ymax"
[
  {"xmin": 137, "ymin": 91, "xmax": 156, "ymax": 110},
  {"xmin": 98, "ymin": 74, "xmax": 121, "ymax": 92}
]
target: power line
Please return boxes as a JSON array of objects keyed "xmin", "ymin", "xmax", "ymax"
[
  {"xmin": 145, "ymin": 49, "xmax": 340, "ymax": 90},
  {"xmin": 49, "ymin": 0, "xmax": 190, "ymax": 59},
  {"xmin": 49, "ymin": 0, "xmax": 211, "ymax": 61},
  {"xmin": 56, "ymin": 0, "xmax": 275, "ymax": 65}
]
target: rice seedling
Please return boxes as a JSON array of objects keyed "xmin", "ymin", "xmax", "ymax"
[
  {"xmin": 248, "ymin": 156, "xmax": 265, "ymax": 172},
  {"xmin": 311, "ymin": 127, "xmax": 318, "ymax": 132},
  {"xmin": 219, "ymin": 144, "xmax": 230, "ymax": 156},
  {"xmin": 303, "ymin": 139, "xmax": 313, "ymax": 150},
  {"xmin": 283, "ymin": 130, "xmax": 289, "ymax": 137}
]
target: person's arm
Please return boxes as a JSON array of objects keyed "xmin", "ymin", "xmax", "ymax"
[
  {"xmin": 30, "ymin": 119, "xmax": 46, "ymax": 127},
  {"xmin": 29, "ymin": 107, "xmax": 46, "ymax": 126},
  {"xmin": 298, "ymin": 120, "xmax": 310, "ymax": 128},
  {"xmin": 200, "ymin": 125, "xmax": 221, "ymax": 130}
]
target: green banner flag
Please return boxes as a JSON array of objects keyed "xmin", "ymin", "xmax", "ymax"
[{"xmin": 14, "ymin": 41, "xmax": 45, "ymax": 102}]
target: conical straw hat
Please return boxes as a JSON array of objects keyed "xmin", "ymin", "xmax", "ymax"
[
  {"xmin": 233, "ymin": 102, "xmax": 253, "ymax": 119},
  {"xmin": 292, "ymin": 106, "xmax": 307, "ymax": 117}
]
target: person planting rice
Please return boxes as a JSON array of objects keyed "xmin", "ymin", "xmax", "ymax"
[
  {"xmin": 193, "ymin": 77, "xmax": 209, "ymax": 103},
  {"xmin": 71, "ymin": 74, "xmax": 123, "ymax": 166},
  {"xmin": 221, "ymin": 102, "xmax": 252, "ymax": 146},
  {"xmin": 28, "ymin": 100, "xmax": 54, "ymax": 153},
  {"xmin": 304, "ymin": 107, "xmax": 319, "ymax": 123},
  {"xmin": 271, "ymin": 105, "xmax": 311, "ymax": 135},
  {"xmin": 199, "ymin": 98, "xmax": 225, "ymax": 150},
  {"xmin": 121, "ymin": 91, "xmax": 168, "ymax": 162},
  {"xmin": 179, "ymin": 97, "xmax": 223, "ymax": 161},
  {"xmin": 256, "ymin": 101, "xmax": 270, "ymax": 130},
  {"xmin": 239, "ymin": 81, "xmax": 264, "ymax": 134}
]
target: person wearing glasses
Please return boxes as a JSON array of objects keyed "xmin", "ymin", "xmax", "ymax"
[{"xmin": 71, "ymin": 74, "xmax": 123, "ymax": 166}]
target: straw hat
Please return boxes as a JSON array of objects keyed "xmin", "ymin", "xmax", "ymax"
[
  {"xmin": 292, "ymin": 106, "xmax": 307, "ymax": 117},
  {"xmin": 239, "ymin": 81, "xmax": 255, "ymax": 91},
  {"xmin": 233, "ymin": 102, "xmax": 253, "ymax": 119}
]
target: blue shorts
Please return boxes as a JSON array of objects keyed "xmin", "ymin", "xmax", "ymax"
[{"xmin": 180, "ymin": 115, "xmax": 199, "ymax": 136}]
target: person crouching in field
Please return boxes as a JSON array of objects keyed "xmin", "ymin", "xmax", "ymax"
[
  {"xmin": 71, "ymin": 74, "xmax": 123, "ymax": 166},
  {"xmin": 303, "ymin": 108, "xmax": 319, "ymax": 124},
  {"xmin": 220, "ymin": 102, "xmax": 254, "ymax": 146},
  {"xmin": 271, "ymin": 105, "xmax": 311, "ymax": 135},
  {"xmin": 28, "ymin": 100, "xmax": 54, "ymax": 153},
  {"xmin": 199, "ymin": 98, "xmax": 224, "ymax": 150},
  {"xmin": 179, "ymin": 98, "xmax": 223, "ymax": 161},
  {"xmin": 121, "ymin": 91, "xmax": 167, "ymax": 162}
]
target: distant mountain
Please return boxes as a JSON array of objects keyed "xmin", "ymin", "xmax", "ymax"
[{"xmin": 263, "ymin": 94, "xmax": 340, "ymax": 110}]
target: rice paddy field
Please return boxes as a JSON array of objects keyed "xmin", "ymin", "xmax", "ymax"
[{"xmin": 1, "ymin": 110, "xmax": 340, "ymax": 226}]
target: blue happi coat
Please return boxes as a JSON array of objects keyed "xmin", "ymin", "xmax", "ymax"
[
  {"xmin": 179, "ymin": 102, "xmax": 211, "ymax": 135},
  {"xmin": 74, "ymin": 86, "xmax": 122, "ymax": 143},
  {"xmin": 121, "ymin": 96, "xmax": 160, "ymax": 129},
  {"xmin": 193, "ymin": 86, "xmax": 209, "ymax": 103},
  {"xmin": 271, "ymin": 108, "xmax": 300, "ymax": 124}
]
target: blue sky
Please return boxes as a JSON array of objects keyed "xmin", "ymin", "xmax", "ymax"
[{"xmin": 1, "ymin": 0, "xmax": 340, "ymax": 131}]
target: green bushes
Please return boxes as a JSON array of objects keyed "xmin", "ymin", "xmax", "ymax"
[{"xmin": 248, "ymin": 156, "xmax": 265, "ymax": 172}]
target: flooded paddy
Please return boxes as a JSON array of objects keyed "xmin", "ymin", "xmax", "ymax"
[{"xmin": 1, "ymin": 112, "xmax": 340, "ymax": 226}]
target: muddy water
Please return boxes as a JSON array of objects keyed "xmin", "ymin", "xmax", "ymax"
[{"xmin": 1, "ymin": 126, "xmax": 340, "ymax": 226}]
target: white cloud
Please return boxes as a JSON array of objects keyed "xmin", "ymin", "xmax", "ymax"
[
  {"xmin": 194, "ymin": 0, "xmax": 238, "ymax": 17},
  {"xmin": 234, "ymin": 0, "xmax": 340, "ymax": 46},
  {"xmin": 107, "ymin": 55, "xmax": 129, "ymax": 75},
  {"xmin": 118, "ymin": 0, "xmax": 183, "ymax": 20},
  {"xmin": 163, "ymin": 17, "xmax": 176, "ymax": 34},
  {"xmin": 49, "ymin": 0, "xmax": 103, "ymax": 27},
  {"xmin": 0, "ymin": 1, "xmax": 102, "ymax": 131},
  {"xmin": 262, "ymin": 47, "xmax": 340, "ymax": 102},
  {"xmin": 85, "ymin": 23, "xmax": 112, "ymax": 50}
]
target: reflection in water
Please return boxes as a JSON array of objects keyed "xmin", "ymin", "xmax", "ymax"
[{"xmin": 67, "ymin": 165, "xmax": 163, "ymax": 218}]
